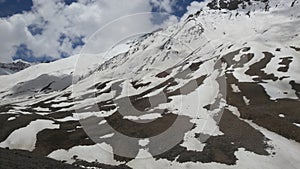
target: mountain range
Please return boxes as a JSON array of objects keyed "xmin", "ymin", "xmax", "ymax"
[{"xmin": 0, "ymin": 0, "xmax": 299, "ymax": 168}]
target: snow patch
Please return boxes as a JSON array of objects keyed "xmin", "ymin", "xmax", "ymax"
[{"xmin": 0, "ymin": 120, "xmax": 59, "ymax": 151}]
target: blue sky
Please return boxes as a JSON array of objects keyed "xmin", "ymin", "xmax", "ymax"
[
  {"xmin": 0, "ymin": 0, "xmax": 33, "ymax": 17},
  {"xmin": 0, "ymin": 0, "xmax": 204, "ymax": 63}
]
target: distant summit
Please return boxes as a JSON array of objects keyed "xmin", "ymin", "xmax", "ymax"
[{"xmin": 0, "ymin": 60, "xmax": 31, "ymax": 76}]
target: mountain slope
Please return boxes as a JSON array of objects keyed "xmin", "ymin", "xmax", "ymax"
[
  {"xmin": 0, "ymin": 147, "xmax": 82, "ymax": 169},
  {"xmin": 0, "ymin": 0, "xmax": 300, "ymax": 169}
]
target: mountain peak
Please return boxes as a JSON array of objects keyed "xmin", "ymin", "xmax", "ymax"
[
  {"xmin": 207, "ymin": 0, "xmax": 268, "ymax": 10},
  {"xmin": 206, "ymin": 0, "xmax": 299, "ymax": 11},
  {"xmin": 0, "ymin": 60, "xmax": 31, "ymax": 76}
]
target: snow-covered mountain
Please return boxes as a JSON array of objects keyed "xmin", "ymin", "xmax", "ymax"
[
  {"xmin": 0, "ymin": 60, "xmax": 31, "ymax": 76},
  {"xmin": 0, "ymin": 0, "xmax": 300, "ymax": 169},
  {"xmin": 207, "ymin": 0, "xmax": 299, "ymax": 10}
]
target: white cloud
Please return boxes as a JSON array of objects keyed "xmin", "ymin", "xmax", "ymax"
[
  {"xmin": 182, "ymin": 0, "xmax": 211, "ymax": 18},
  {"xmin": 150, "ymin": 0, "xmax": 175, "ymax": 13},
  {"xmin": 0, "ymin": 0, "xmax": 203, "ymax": 62},
  {"xmin": 0, "ymin": 0, "xmax": 188, "ymax": 63}
]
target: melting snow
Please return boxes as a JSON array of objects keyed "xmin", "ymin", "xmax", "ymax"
[
  {"xmin": 0, "ymin": 120, "xmax": 59, "ymax": 151},
  {"xmin": 48, "ymin": 143, "xmax": 122, "ymax": 165},
  {"xmin": 293, "ymin": 123, "xmax": 300, "ymax": 128}
]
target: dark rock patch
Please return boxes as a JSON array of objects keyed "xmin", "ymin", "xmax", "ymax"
[
  {"xmin": 290, "ymin": 46, "xmax": 300, "ymax": 51},
  {"xmin": 131, "ymin": 81, "xmax": 151, "ymax": 89},
  {"xmin": 154, "ymin": 108, "xmax": 269, "ymax": 165},
  {"xmin": 245, "ymin": 52, "xmax": 278, "ymax": 81},
  {"xmin": 290, "ymin": 80, "xmax": 300, "ymax": 98},
  {"xmin": 226, "ymin": 73, "xmax": 300, "ymax": 142},
  {"xmin": 277, "ymin": 56, "xmax": 293, "ymax": 72},
  {"xmin": 156, "ymin": 71, "xmax": 170, "ymax": 78},
  {"xmin": 34, "ymin": 121, "xmax": 94, "ymax": 156}
]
